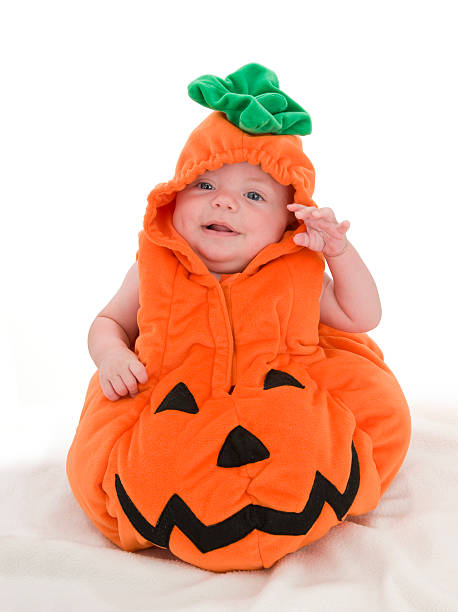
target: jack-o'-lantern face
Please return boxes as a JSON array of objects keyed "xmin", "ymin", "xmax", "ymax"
[{"xmin": 115, "ymin": 369, "xmax": 360, "ymax": 554}]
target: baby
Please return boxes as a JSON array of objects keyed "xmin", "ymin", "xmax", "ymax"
[
  {"xmin": 68, "ymin": 64, "xmax": 410, "ymax": 572},
  {"xmin": 89, "ymin": 159, "xmax": 381, "ymax": 402}
]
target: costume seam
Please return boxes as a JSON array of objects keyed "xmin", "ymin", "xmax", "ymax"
[
  {"xmin": 157, "ymin": 259, "xmax": 180, "ymax": 380},
  {"xmin": 282, "ymin": 256, "xmax": 296, "ymax": 354}
]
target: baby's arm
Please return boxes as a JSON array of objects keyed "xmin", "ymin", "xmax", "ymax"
[
  {"xmin": 320, "ymin": 242, "xmax": 382, "ymax": 332},
  {"xmin": 288, "ymin": 203, "xmax": 382, "ymax": 333},
  {"xmin": 88, "ymin": 262, "xmax": 148, "ymax": 400}
]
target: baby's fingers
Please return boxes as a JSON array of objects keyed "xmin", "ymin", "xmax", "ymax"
[
  {"xmin": 108, "ymin": 373, "xmax": 131, "ymax": 397},
  {"xmin": 287, "ymin": 204, "xmax": 330, "ymax": 226},
  {"xmin": 100, "ymin": 374, "xmax": 127, "ymax": 401},
  {"xmin": 286, "ymin": 203, "xmax": 315, "ymax": 217},
  {"xmin": 120, "ymin": 368, "xmax": 143, "ymax": 398},
  {"xmin": 129, "ymin": 359, "xmax": 149, "ymax": 385},
  {"xmin": 100, "ymin": 376, "xmax": 121, "ymax": 401}
]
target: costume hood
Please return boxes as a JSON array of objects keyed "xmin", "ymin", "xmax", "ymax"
[{"xmin": 142, "ymin": 65, "xmax": 321, "ymax": 277}]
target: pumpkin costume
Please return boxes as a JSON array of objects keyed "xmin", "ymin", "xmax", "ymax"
[{"xmin": 66, "ymin": 64, "xmax": 411, "ymax": 572}]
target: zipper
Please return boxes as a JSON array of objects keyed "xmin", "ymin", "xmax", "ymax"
[
  {"xmin": 218, "ymin": 281, "xmax": 237, "ymax": 391},
  {"xmin": 226, "ymin": 286, "xmax": 237, "ymax": 388}
]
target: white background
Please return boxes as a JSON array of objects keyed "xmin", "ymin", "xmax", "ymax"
[{"xmin": 1, "ymin": 0, "xmax": 457, "ymax": 467}]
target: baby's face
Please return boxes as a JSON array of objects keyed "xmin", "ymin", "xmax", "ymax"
[{"xmin": 172, "ymin": 162, "xmax": 295, "ymax": 277}]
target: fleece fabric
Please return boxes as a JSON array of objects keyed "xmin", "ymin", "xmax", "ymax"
[{"xmin": 66, "ymin": 111, "xmax": 411, "ymax": 572}]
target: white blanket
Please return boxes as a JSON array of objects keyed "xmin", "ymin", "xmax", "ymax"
[{"xmin": 1, "ymin": 405, "xmax": 457, "ymax": 612}]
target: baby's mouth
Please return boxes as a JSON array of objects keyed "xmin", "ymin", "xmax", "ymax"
[{"xmin": 203, "ymin": 224, "xmax": 240, "ymax": 235}]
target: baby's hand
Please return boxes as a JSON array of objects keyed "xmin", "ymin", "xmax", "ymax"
[
  {"xmin": 98, "ymin": 346, "xmax": 149, "ymax": 401},
  {"xmin": 287, "ymin": 203, "xmax": 350, "ymax": 258}
]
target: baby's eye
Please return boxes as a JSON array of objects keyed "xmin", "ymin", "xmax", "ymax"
[
  {"xmin": 196, "ymin": 182, "xmax": 214, "ymax": 190},
  {"xmin": 245, "ymin": 191, "xmax": 264, "ymax": 201}
]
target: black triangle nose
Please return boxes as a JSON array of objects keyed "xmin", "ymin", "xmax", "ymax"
[{"xmin": 217, "ymin": 425, "xmax": 270, "ymax": 468}]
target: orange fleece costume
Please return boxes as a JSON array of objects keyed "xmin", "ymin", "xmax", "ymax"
[{"xmin": 67, "ymin": 69, "xmax": 411, "ymax": 572}]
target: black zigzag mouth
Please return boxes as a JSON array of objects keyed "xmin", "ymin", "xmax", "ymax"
[{"xmin": 114, "ymin": 442, "xmax": 359, "ymax": 554}]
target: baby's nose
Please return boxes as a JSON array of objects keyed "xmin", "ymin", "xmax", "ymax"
[
  {"xmin": 211, "ymin": 190, "xmax": 238, "ymax": 209},
  {"xmin": 213, "ymin": 198, "xmax": 236, "ymax": 209}
]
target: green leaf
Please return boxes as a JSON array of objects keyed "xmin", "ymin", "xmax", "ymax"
[{"xmin": 188, "ymin": 63, "xmax": 312, "ymax": 136}]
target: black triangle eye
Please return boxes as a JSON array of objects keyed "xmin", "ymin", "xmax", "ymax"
[
  {"xmin": 155, "ymin": 382, "xmax": 199, "ymax": 414},
  {"xmin": 264, "ymin": 369, "xmax": 305, "ymax": 390}
]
